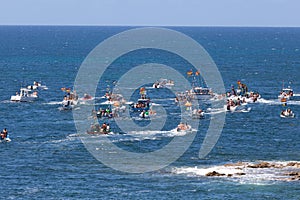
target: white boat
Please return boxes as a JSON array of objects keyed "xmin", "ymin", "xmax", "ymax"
[
  {"xmin": 224, "ymin": 104, "xmax": 237, "ymax": 112},
  {"xmin": 280, "ymin": 109, "xmax": 295, "ymax": 118},
  {"xmin": 278, "ymin": 87, "xmax": 293, "ymax": 100},
  {"xmin": 226, "ymin": 92, "xmax": 260, "ymax": 103},
  {"xmin": 27, "ymin": 81, "xmax": 48, "ymax": 90},
  {"xmin": 153, "ymin": 79, "xmax": 174, "ymax": 89},
  {"xmin": 0, "ymin": 138, "xmax": 11, "ymax": 143},
  {"xmin": 0, "ymin": 137, "xmax": 11, "ymax": 143},
  {"xmin": 192, "ymin": 109, "xmax": 205, "ymax": 119},
  {"xmin": 61, "ymin": 99, "xmax": 78, "ymax": 110},
  {"xmin": 10, "ymin": 88, "xmax": 38, "ymax": 102},
  {"xmin": 190, "ymin": 87, "xmax": 213, "ymax": 100},
  {"xmin": 176, "ymin": 123, "xmax": 192, "ymax": 132},
  {"xmin": 60, "ymin": 88, "xmax": 79, "ymax": 110}
]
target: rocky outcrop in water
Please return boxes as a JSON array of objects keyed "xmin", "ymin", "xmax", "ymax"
[
  {"xmin": 206, "ymin": 171, "xmax": 225, "ymax": 176},
  {"xmin": 204, "ymin": 161, "xmax": 300, "ymax": 181}
]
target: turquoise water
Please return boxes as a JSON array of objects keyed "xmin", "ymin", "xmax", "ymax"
[{"xmin": 0, "ymin": 26, "xmax": 299, "ymax": 199}]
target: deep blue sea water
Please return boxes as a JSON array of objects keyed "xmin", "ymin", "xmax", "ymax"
[{"xmin": 0, "ymin": 26, "xmax": 299, "ymax": 199}]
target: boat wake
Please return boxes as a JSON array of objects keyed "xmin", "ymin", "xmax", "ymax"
[
  {"xmin": 257, "ymin": 98, "xmax": 300, "ymax": 105},
  {"xmin": 43, "ymin": 101, "xmax": 62, "ymax": 105}
]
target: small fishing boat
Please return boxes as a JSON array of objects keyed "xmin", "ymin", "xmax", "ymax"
[
  {"xmin": 87, "ymin": 123, "xmax": 111, "ymax": 134},
  {"xmin": 27, "ymin": 81, "xmax": 48, "ymax": 90},
  {"xmin": 0, "ymin": 137, "xmax": 11, "ymax": 143},
  {"xmin": 60, "ymin": 88, "xmax": 79, "ymax": 110},
  {"xmin": 153, "ymin": 79, "xmax": 174, "ymax": 89},
  {"xmin": 130, "ymin": 98, "xmax": 151, "ymax": 112},
  {"xmin": 192, "ymin": 109, "xmax": 205, "ymax": 119},
  {"xmin": 129, "ymin": 88, "xmax": 151, "ymax": 112},
  {"xmin": 0, "ymin": 129, "xmax": 11, "ymax": 143},
  {"xmin": 82, "ymin": 93, "xmax": 93, "ymax": 101},
  {"xmin": 278, "ymin": 87, "xmax": 293, "ymax": 100},
  {"xmin": 191, "ymin": 87, "xmax": 213, "ymax": 100},
  {"xmin": 61, "ymin": 99, "xmax": 78, "ymax": 110},
  {"xmin": 10, "ymin": 88, "xmax": 38, "ymax": 102},
  {"xmin": 176, "ymin": 122, "xmax": 192, "ymax": 132},
  {"xmin": 280, "ymin": 109, "xmax": 295, "ymax": 118},
  {"xmin": 224, "ymin": 104, "xmax": 237, "ymax": 112},
  {"xmin": 95, "ymin": 106, "xmax": 114, "ymax": 118}
]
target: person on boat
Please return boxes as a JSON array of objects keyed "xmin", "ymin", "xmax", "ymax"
[
  {"xmin": 141, "ymin": 110, "xmax": 146, "ymax": 118},
  {"xmin": 101, "ymin": 123, "xmax": 107, "ymax": 133},
  {"xmin": 1, "ymin": 128, "xmax": 8, "ymax": 140},
  {"xmin": 282, "ymin": 108, "xmax": 292, "ymax": 116},
  {"xmin": 106, "ymin": 124, "xmax": 110, "ymax": 133},
  {"xmin": 231, "ymin": 86, "xmax": 237, "ymax": 96},
  {"xmin": 241, "ymin": 97, "xmax": 246, "ymax": 104},
  {"xmin": 177, "ymin": 122, "xmax": 184, "ymax": 130},
  {"xmin": 287, "ymin": 108, "xmax": 293, "ymax": 115}
]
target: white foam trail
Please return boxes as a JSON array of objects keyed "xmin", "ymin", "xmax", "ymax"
[
  {"xmin": 44, "ymin": 101, "xmax": 62, "ymax": 105},
  {"xmin": 206, "ymin": 108, "xmax": 227, "ymax": 115},
  {"xmin": 1, "ymin": 100, "xmax": 12, "ymax": 103},
  {"xmin": 151, "ymin": 103, "xmax": 160, "ymax": 106},
  {"xmin": 100, "ymin": 100, "xmax": 115, "ymax": 105},
  {"xmin": 257, "ymin": 98, "xmax": 300, "ymax": 105}
]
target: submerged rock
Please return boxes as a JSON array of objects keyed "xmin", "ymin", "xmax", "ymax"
[
  {"xmin": 247, "ymin": 162, "xmax": 275, "ymax": 168},
  {"xmin": 206, "ymin": 171, "xmax": 225, "ymax": 177},
  {"xmin": 286, "ymin": 162, "xmax": 300, "ymax": 168},
  {"xmin": 224, "ymin": 162, "xmax": 245, "ymax": 167},
  {"xmin": 235, "ymin": 172, "xmax": 246, "ymax": 176}
]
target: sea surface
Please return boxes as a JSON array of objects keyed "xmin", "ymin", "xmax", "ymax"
[{"xmin": 0, "ymin": 26, "xmax": 299, "ymax": 199}]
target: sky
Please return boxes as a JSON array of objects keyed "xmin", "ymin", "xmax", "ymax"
[{"xmin": 0, "ymin": 0, "xmax": 299, "ymax": 27}]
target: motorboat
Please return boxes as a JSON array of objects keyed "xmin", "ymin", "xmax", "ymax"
[
  {"xmin": 87, "ymin": 123, "xmax": 111, "ymax": 134},
  {"xmin": 224, "ymin": 104, "xmax": 237, "ymax": 112},
  {"xmin": 0, "ymin": 137, "xmax": 11, "ymax": 143},
  {"xmin": 61, "ymin": 99, "xmax": 78, "ymax": 110},
  {"xmin": 96, "ymin": 107, "xmax": 114, "ymax": 118},
  {"xmin": 130, "ymin": 98, "xmax": 151, "ymax": 112},
  {"xmin": 192, "ymin": 109, "xmax": 205, "ymax": 119},
  {"xmin": 191, "ymin": 87, "xmax": 213, "ymax": 100},
  {"xmin": 82, "ymin": 93, "xmax": 93, "ymax": 101},
  {"xmin": 10, "ymin": 88, "xmax": 38, "ymax": 102},
  {"xmin": 280, "ymin": 109, "xmax": 295, "ymax": 118},
  {"xmin": 60, "ymin": 88, "xmax": 79, "ymax": 110},
  {"xmin": 129, "ymin": 88, "xmax": 151, "ymax": 112},
  {"xmin": 278, "ymin": 87, "xmax": 293, "ymax": 100},
  {"xmin": 176, "ymin": 123, "xmax": 192, "ymax": 132},
  {"xmin": 153, "ymin": 79, "xmax": 175, "ymax": 89},
  {"xmin": 27, "ymin": 81, "xmax": 48, "ymax": 90}
]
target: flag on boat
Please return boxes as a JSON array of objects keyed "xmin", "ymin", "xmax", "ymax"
[{"xmin": 187, "ymin": 70, "xmax": 193, "ymax": 76}]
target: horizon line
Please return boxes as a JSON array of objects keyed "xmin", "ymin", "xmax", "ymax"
[{"xmin": 0, "ymin": 24, "xmax": 300, "ymax": 28}]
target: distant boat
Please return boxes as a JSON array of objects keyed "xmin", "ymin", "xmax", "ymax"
[
  {"xmin": 188, "ymin": 70, "xmax": 213, "ymax": 100},
  {"xmin": 129, "ymin": 88, "xmax": 151, "ymax": 112},
  {"xmin": 87, "ymin": 123, "xmax": 111, "ymax": 135},
  {"xmin": 152, "ymin": 78, "xmax": 174, "ymax": 89},
  {"xmin": 10, "ymin": 88, "xmax": 38, "ymax": 102},
  {"xmin": 176, "ymin": 123, "xmax": 192, "ymax": 132},
  {"xmin": 190, "ymin": 87, "xmax": 213, "ymax": 100},
  {"xmin": 278, "ymin": 87, "xmax": 293, "ymax": 100},
  {"xmin": 280, "ymin": 109, "xmax": 295, "ymax": 118},
  {"xmin": 278, "ymin": 81, "xmax": 293, "ymax": 100},
  {"xmin": 60, "ymin": 88, "xmax": 78, "ymax": 110},
  {"xmin": 0, "ymin": 137, "xmax": 11, "ymax": 142},
  {"xmin": 27, "ymin": 81, "xmax": 48, "ymax": 90}
]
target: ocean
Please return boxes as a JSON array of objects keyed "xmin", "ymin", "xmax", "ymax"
[{"xmin": 0, "ymin": 26, "xmax": 299, "ymax": 199}]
